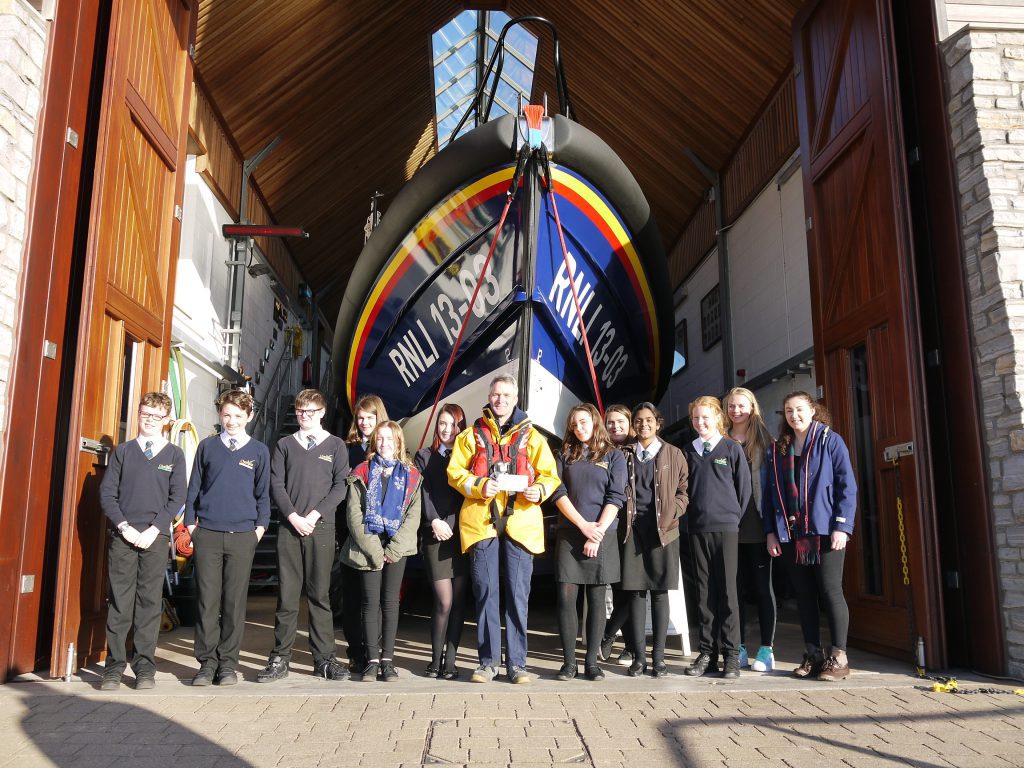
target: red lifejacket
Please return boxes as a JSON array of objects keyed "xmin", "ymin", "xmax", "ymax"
[{"xmin": 470, "ymin": 417, "xmax": 536, "ymax": 484}]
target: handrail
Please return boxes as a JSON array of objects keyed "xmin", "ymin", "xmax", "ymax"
[{"xmin": 253, "ymin": 349, "xmax": 295, "ymax": 443}]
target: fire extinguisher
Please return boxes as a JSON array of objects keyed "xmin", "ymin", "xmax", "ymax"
[{"xmin": 302, "ymin": 355, "xmax": 313, "ymax": 387}]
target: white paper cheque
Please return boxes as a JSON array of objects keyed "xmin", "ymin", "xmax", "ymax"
[{"xmin": 495, "ymin": 473, "xmax": 529, "ymax": 493}]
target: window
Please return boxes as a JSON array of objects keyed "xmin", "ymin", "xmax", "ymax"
[
  {"xmin": 431, "ymin": 10, "xmax": 538, "ymax": 148},
  {"xmin": 700, "ymin": 285, "xmax": 721, "ymax": 351},
  {"xmin": 672, "ymin": 320, "xmax": 688, "ymax": 375}
]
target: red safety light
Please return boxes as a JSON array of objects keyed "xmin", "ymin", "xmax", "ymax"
[{"xmin": 222, "ymin": 224, "xmax": 308, "ymax": 238}]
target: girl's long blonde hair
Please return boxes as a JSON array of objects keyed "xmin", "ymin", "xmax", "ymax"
[{"xmin": 723, "ymin": 387, "xmax": 773, "ymax": 466}]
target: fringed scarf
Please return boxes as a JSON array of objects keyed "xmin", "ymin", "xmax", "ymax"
[
  {"xmin": 364, "ymin": 454, "xmax": 409, "ymax": 537},
  {"xmin": 782, "ymin": 435, "xmax": 820, "ymax": 566}
]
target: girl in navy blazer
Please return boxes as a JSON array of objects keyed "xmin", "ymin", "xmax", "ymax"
[{"xmin": 763, "ymin": 391, "xmax": 858, "ymax": 681}]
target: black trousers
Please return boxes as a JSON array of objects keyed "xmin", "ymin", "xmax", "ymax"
[
  {"xmin": 105, "ymin": 532, "xmax": 169, "ymax": 674},
  {"xmin": 192, "ymin": 527, "xmax": 258, "ymax": 670},
  {"xmin": 737, "ymin": 541, "xmax": 776, "ymax": 648},
  {"xmin": 690, "ymin": 531, "xmax": 740, "ymax": 656},
  {"xmin": 272, "ymin": 521, "xmax": 337, "ymax": 665},
  {"xmin": 782, "ymin": 539, "xmax": 849, "ymax": 650},
  {"xmin": 360, "ymin": 558, "xmax": 407, "ymax": 661}
]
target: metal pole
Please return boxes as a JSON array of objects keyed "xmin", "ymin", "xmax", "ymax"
[
  {"xmin": 225, "ymin": 137, "xmax": 281, "ymax": 372},
  {"xmin": 685, "ymin": 148, "xmax": 735, "ymax": 391}
]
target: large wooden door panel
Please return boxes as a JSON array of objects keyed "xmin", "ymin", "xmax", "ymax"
[
  {"xmin": 52, "ymin": 0, "xmax": 194, "ymax": 675},
  {"xmin": 795, "ymin": 0, "xmax": 941, "ymax": 661}
]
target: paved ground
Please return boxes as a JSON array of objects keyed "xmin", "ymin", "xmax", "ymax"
[{"xmin": 3, "ymin": 594, "xmax": 1022, "ymax": 767}]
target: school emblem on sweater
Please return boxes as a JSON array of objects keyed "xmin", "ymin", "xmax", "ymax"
[
  {"xmin": 318, "ymin": 454, "xmax": 333, "ymax": 463},
  {"xmin": 157, "ymin": 463, "xmax": 174, "ymax": 472},
  {"xmin": 239, "ymin": 459, "xmax": 255, "ymax": 470},
  {"xmin": 713, "ymin": 457, "xmax": 729, "ymax": 466}
]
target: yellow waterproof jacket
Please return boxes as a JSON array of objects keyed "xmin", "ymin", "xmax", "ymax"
[{"xmin": 447, "ymin": 407, "xmax": 560, "ymax": 554}]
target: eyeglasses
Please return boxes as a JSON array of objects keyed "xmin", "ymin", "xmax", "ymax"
[
  {"xmin": 295, "ymin": 408, "xmax": 323, "ymax": 417},
  {"xmin": 138, "ymin": 411, "xmax": 167, "ymax": 422}
]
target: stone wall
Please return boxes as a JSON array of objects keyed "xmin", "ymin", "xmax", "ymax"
[
  {"xmin": 0, "ymin": 0, "xmax": 47, "ymax": 459},
  {"xmin": 943, "ymin": 26, "xmax": 1024, "ymax": 676}
]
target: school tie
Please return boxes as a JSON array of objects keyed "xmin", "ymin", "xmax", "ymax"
[
  {"xmin": 229, "ymin": 438, "xmax": 238, "ymax": 452},
  {"xmin": 307, "ymin": 435, "xmax": 316, "ymax": 450},
  {"xmin": 638, "ymin": 448, "xmax": 649, "ymax": 463},
  {"xmin": 702, "ymin": 441, "xmax": 711, "ymax": 457},
  {"xmin": 144, "ymin": 441, "xmax": 153, "ymax": 460}
]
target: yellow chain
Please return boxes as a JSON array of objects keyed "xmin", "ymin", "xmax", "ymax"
[{"xmin": 894, "ymin": 458, "xmax": 910, "ymax": 587}]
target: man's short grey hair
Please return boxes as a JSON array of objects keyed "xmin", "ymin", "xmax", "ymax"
[{"xmin": 489, "ymin": 374, "xmax": 518, "ymax": 394}]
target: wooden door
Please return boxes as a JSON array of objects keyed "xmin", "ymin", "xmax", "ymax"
[
  {"xmin": 51, "ymin": 0, "xmax": 195, "ymax": 675},
  {"xmin": 793, "ymin": 0, "xmax": 943, "ymax": 662}
]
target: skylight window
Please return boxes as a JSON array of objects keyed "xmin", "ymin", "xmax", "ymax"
[{"xmin": 431, "ymin": 11, "xmax": 538, "ymax": 149}]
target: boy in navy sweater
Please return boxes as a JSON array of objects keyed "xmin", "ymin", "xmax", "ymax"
[
  {"xmin": 185, "ymin": 390, "xmax": 270, "ymax": 685},
  {"xmin": 258, "ymin": 388, "xmax": 350, "ymax": 682},
  {"xmin": 683, "ymin": 395, "xmax": 751, "ymax": 680},
  {"xmin": 99, "ymin": 391, "xmax": 186, "ymax": 690}
]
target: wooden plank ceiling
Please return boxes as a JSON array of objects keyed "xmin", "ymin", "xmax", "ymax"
[{"xmin": 194, "ymin": 0, "xmax": 802, "ymax": 321}]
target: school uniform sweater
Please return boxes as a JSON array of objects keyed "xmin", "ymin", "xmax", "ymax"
[
  {"xmin": 683, "ymin": 438, "xmax": 752, "ymax": 534},
  {"xmin": 100, "ymin": 441, "xmax": 187, "ymax": 531},
  {"xmin": 270, "ymin": 434, "xmax": 349, "ymax": 524},
  {"xmin": 185, "ymin": 435, "xmax": 271, "ymax": 531},
  {"xmin": 415, "ymin": 447, "xmax": 463, "ymax": 528},
  {"xmin": 550, "ymin": 448, "xmax": 627, "ymax": 529}
]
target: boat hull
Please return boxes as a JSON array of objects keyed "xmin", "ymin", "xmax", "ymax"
[{"xmin": 332, "ymin": 114, "xmax": 673, "ymax": 440}]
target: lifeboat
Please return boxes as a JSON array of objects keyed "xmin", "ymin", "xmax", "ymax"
[{"xmin": 332, "ymin": 20, "xmax": 673, "ymax": 441}]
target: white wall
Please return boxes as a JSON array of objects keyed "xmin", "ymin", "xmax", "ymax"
[
  {"xmin": 729, "ymin": 167, "xmax": 813, "ymax": 374},
  {"xmin": 660, "ymin": 249, "xmax": 723, "ymax": 426},
  {"xmin": 173, "ymin": 158, "xmax": 307, "ymax": 437},
  {"xmin": 661, "ymin": 166, "xmax": 815, "ymax": 432}
]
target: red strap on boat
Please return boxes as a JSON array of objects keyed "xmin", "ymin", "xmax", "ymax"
[
  {"xmin": 418, "ymin": 159, "xmax": 524, "ymax": 450},
  {"xmin": 522, "ymin": 104, "xmax": 544, "ymax": 132},
  {"xmin": 541, "ymin": 154, "xmax": 605, "ymax": 415}
]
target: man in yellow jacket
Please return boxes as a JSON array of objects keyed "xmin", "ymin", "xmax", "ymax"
[{"xmin": 448, "ymin": 374, "xmax": 559, "ymax": 684}]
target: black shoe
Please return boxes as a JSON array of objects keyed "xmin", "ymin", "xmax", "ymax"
[
  {"xmin": 584, "ymin": 665, "xmax": 605, "ymax": 681},
  {"xmin": 360, "ymin": 661, "xmax": 379, "ymax": 681},
  {"xmin": 721, "ymin": 655, "xmax": 741, "ymax": 680},
  {"xmin": 314, "ymin": 657, "xmax": 349, "ymax": 681},
  {"xmin": 380, "ymin": 662, "xmax": 399, "ymax": 682},
  {"xmin": 627, "ymin": 660, "xmax": 647, "ymax": 677},
  {"xmin": 555, "ymin": 663, "xmax": 577, "ymax": 681},
  {"xmin": 191, "ymin": 666, "xmax": 217, "ymax": 686},
  {"xmin": 685, "ymin": 653, "xmax": 712, "ymax": 677},
  {"xmin": 134, "ymin": 671, "xmax": 156, "ymax": 690},
  {"xmin": 215, "ymin": 668, "xmax": 238, "ymax": 686},
  {"xmin": 99, "ymin": 669, "xmax": 122, "ymax": 691},
  {"xmin": 425, "ymin": 662, "xmax": 440, "ymax": 677},
  {"xmin": 651, "ymin": 661, "xmax": 669, "ymax": 679},
  {"xmin": 256, "ymin": 655, "xmax": 289, "ymax": 683},
  {"xmin": 598, "ymin": 635, "xmax": 615, "ymax": 661},
  {"xmin": 440, "ymin": 666, "xmax": 460, "ymax": 681}
]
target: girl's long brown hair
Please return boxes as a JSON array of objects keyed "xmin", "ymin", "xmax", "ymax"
[
  {"xmin": 431, "ymin": 403, "xmax": 467, "ymax": 451},
  {"xmin": 723, "ymin": 387, "xmax": 773, "ymax": 466},
  {"xmin": 777, "ymin": 390, "xmax": 833, "ymax": 451},
  {"xmin": 346, "ymin": 394, "xmax": 388, "ymax": 444},
  {"xmin": 561, "ymin": 403, "xmax": 614, "ymax": 463}
]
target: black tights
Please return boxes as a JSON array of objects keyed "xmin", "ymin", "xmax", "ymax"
[
  {"xmin": 430, "ymin": 575, "xmax": 467, "ymax": 668},
  {"xmin": 557, "ymin": 582, "xmax": 608, "ymax": 667},
  {"xmin": 783, "ymin": 540, "xmax": 849, "ymax": 651},
  {"xmin": 627, "ymin": 589, "xmax": 669, "ymax": 665}
]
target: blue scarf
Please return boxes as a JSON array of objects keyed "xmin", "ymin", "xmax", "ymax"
[{"xmin": 365, "ymin": 454, "xmax": 408, "ymax": 537}]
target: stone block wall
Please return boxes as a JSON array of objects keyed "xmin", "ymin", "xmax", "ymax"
[
  {"xmin": 0, "ymin": 0, "xmax": 46, "ymax": 461},
  {"xmin": 944, "ymin": 27, "xmax": 1024, "ymax": 676}
]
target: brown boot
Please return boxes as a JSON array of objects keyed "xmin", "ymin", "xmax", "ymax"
[
  {"xmin": 793, "ymin": 648, "xmax": 825, "ymax": 678},
  {"xmin": 818, "ymin": 648, "xmax": 850, "ymax": 681}
]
